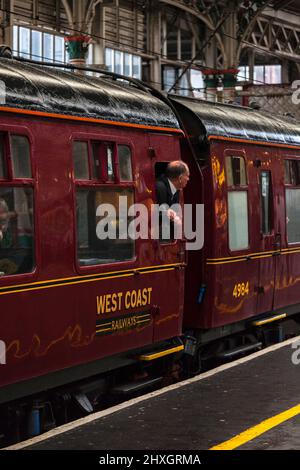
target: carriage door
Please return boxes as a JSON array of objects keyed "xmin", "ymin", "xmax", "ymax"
[
  {"xmin": 148, "ymin": 132, "xmax": 184, "ymax": 341},
  {"xmin": 256, "ymin": 153, "xmax": 280, "ymax": 315},
  {"xmin": 273, "ymin": 157, "xmax": 300, "ymax": 311}
]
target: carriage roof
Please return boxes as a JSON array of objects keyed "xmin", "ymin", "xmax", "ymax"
[
  {"xmin": 0, "ymin": 58, "xmax": 180, "ymax": 131},
  {"xmin": 171, "ymin": 95, "xmax": 300, "ymax": 147}
]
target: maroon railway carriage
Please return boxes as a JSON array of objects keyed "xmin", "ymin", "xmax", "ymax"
[
  {"xmin": 0, "ymin": 58, "xmax": 186, "ymax": 418},
  {"xmin": 2, "ymin": 56, "xmax": 300, "ymax": 442},
  {"xmin": 171, "ymin": 96, "xmax": 300, "ymax": 358}
]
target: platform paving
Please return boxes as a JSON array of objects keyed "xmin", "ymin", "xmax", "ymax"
[{"xmin": 20, "ymin": 340, "xmax": 300, "ymax": 450}]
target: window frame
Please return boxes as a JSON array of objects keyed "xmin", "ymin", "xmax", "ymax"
[
  {"xmin": 237, "ymin": 64, "xmax": 282, "ymax": 85},
  {"xmin": 224, "ymin": 151, "xmax": 250, "ymax": 253},
  {"xmin": 104, "ymin": 47, "xmax": 142, "ymax": 79},
  {"xmin": 162, "ymin": 65, "xmax": 204, "ymax": 98},
  {"xmin": 284, "ymin": 158, "xmax": 300, "ymax": 187},
  {"xmin": 13, "ymin": 25, "xmax": 68, "ymax": 63},
  {"xmin": 284, "ymin": 156, "xmax": 300, "ymax": 246},
  {"xmin": 71, "ymin": 133, "xmax": 136, "ymax": 272},
  {"xmin": 154, "ymin": 160, "xmax": 183, "ymax": 247},
  {"xmin": 0, "ymin": 126, "xmax": 37, "ymax": 280},
  {"xmin": 259, "ymin": 169, "xmax": 274, "ymax": 237}
]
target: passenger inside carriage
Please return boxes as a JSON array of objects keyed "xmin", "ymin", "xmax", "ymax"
[
  {"xmin": 0, "ymin": 198, "xmax": 11, "ymax": 248},
  {"xmin": 0, "ymin": 191, "xmax": 34, "ymax": 276}
]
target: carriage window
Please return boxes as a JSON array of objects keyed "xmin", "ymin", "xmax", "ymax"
[
  {"xmin": 284, "ymin": 160, "xmax": 290, "ymax": 184},
  {"xmin": 91, "ymin": 143, "xmax": 101, "ymax": 179},
  {"xmin": 284, "ymin": 159, "xmax": 300, "ymax": 185},
  {"xmin": 285, "ymin": 159, "xmax": 300, "ymax": 243},
  {"xmin": 260, "ymin": 171, "xmax": 272, "ymax": 235},
  {"xmin": 118, "ymin": 145, "xmax": 133, "ymax": 181},
  {"xmin": 0, "ymin": 134, "xmax": 34, "ymax": 276},
  {"xmin": 11, "ymin": 135, "xmax": 31, "ymax": 178},
  {"xmin": 225, "ymin": 156, "xmax": 247, "ymax": 186},
  {"xmin": 76, "ymin": 188, "xmax": 134, "ymax": 265},
  {"xmin": 0, "ymin": 137, "xmax": 6, "ymax": 179},
  {"xmin": 226, "ymin": 155, "xmax": 248, "ymax": 250},
  {"xmin": 0, "ymin": 187, "xmax": 34, "ymax": 275},
  {"xmin": 228, "ymin": 191, "xmax": 249, "ymax": 250},
  {"xmin": 73, "ymin": 141, "xmax": 89, "ymax": 180},
  {"xmin": 286, "ymin": 189, "xmax": 300, "ymax": 243},
  {"xmin": 73, "ymin": 138, "xmax": 135, "ymax": 266},
  {"xmin": 107, "ymin": 145, "xmax": 115, "ymax": 181}
]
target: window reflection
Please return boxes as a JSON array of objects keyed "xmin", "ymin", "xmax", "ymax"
[
  {"xmin": 228, "ymin": 191, "xmax": 249, "ymax": 250},
  {"xmin": 118, "ymin": 145, "xmax": 132, "ymax": 182},
  {"xmin": 11, "ymin": 135, "xmax": 32, "ymax": 178},
  {"xmin": 225, "ymin": 156, "xmax": 247, "ymax": 187},
  {"xmin": 286, "ymin": 189, "xmax": 300, "ymax": 243},
  {"xmin": 73, "ymin": 141, "xmax": 89, "ymax": 180},
  {"xmin": 76, "ymin": 188, "xmax": 134, "ymax": 265},
  {"xmin": 0, "ymin": 188, "xmax": 34, "ymax": 275}
]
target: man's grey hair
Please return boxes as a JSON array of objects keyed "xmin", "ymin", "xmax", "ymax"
[{"xmin": 165, "ymin": 161, "xmax": 189, "ymax": 180}]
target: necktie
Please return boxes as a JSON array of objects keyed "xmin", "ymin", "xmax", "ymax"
[{"xmin": 172, "ymin": 191, "xmax": 179, "ymax": 204}]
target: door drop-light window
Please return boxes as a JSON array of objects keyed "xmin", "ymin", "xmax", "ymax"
[
  {"xmin": 11, "ymin": 135, "xmax": 32, "ymax": 178},
  {"xmin": 260, "ymin": 171, "xmax": 272, "ymax": 235},
  {"xmin": 225, "ymin": 156, "xmax": 247, "ymax": 186},
  {"xmin": 228, "ymin": 191, "xmax": 249, "ymax": 250},
  {"xmin": 118, "ymin": 145, "xmax": 132, "ymax": 181},
  {"xmin": 106, "ymin": 145, "xmax": 115, "ymax": 181},
  {"xmin": 73, "ymin": 141, "xmax": 89, "ymax": 180}
]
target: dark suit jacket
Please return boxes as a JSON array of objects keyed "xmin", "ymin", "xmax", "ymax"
[
  {"xmin": 155, "ymin": 175, "xmax": 179, "ymax": 207},
  {"xmin": 155, "ymin": 175, "xmax": 180, "ymax": 241}
]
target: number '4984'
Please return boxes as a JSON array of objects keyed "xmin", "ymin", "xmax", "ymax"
[{"xmin": 233, "ymin": 282, "xmax": 249, "ymax": 298}]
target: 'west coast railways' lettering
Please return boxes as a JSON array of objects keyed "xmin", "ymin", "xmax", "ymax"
[{"xmin": 97, "ymin": 287, "xmax": 153, "ymax": 315}]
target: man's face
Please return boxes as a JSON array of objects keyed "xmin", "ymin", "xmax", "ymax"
[{"xmin": 177, "ymin": 170, "xmax": 190, "ymax": 189}]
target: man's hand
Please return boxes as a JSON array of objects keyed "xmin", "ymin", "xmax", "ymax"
[{"xmin": 167, "ymin": 209, "xmax": 182, "ymax": 226}]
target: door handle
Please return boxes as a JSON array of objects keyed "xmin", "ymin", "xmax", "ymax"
[
  {"xmin": 273, "ymin": 233, "xmax": 281, "ymax": 250},
  {"xmin": 178, "ymin": 238, "xmax": 187, "ymax": 265}
]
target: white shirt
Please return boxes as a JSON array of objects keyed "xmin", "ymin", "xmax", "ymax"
[{"xmin": 167, "ymin": 178, "xmax": 177, "ymax": 196}]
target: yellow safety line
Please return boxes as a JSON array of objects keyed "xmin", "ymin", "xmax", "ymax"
[{"xmin": 210, "ymin": 403, "xmax": 300, "ymax": 450}]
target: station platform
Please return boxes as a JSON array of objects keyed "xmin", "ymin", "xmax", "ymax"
[{"xmin": 8, "ymin": 336, "xmax": 300, "ymax": 451}]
